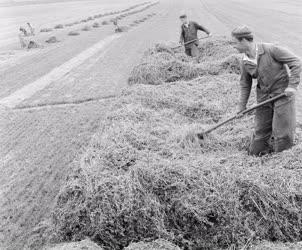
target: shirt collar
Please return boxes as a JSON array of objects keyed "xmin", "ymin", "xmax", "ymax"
[{"xmin": 243, "ymin": 44, "xmax": 259, "ymax": 64}]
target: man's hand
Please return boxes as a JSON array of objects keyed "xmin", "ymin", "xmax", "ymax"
[
  {"xmin": 208, "ymin": 33, "xmax": 212, "ymax": 37},
  {"xmin": 179, "ymin": 41, "xmax": 184, "ymax": 45},
  {"xmin": 285, "ymin": 87, "xmax": 297, "ymax": 96}
]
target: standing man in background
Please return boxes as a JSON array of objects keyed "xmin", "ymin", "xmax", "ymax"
[{"xmin": 179, "ymin": 13, "xmax": 211, "ymax": 59}]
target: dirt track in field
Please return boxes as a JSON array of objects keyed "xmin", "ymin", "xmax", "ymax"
[{"xmin": 0, "ymin": 0, "xmax": 301, "ymax": 249}]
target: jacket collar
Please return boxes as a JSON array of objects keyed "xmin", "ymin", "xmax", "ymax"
[{"xmin": 183, "ymin": 21, "xmax": 191, "ymax": 28}]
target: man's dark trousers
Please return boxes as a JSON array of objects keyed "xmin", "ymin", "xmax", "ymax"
[
  {"xmin": 249, "ymin": 95, "xmax": 296, "ymax": 155},
  {"xmin": 185, "ymin": 43, "xmax": 200, "ymax": 57}
]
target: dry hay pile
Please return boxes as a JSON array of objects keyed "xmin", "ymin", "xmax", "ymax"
[
  {"xmin": 45, "ymin": 36, "xmax": 59, "ymax": 43},
  {"xmin": 40, "ymin": 28, "xmax": 53, "ymax": 32},
  {"xmin": 39, "ymin": 36, "xmax": 302, "ymax": 250},
  {"xmin": 115, "ymin": 26, "xmax": 128, "ymax": 33},
  {"xmin": 82, "ymin": 25, "xmax": 91, "ymax": 31},
  {"xmin": 92, "ymin": 22, "xmax": 100, "ymax": 28},
  {"xmin": 68, "ymin": 31, "xmax": 80, "ymax": 36},
  {"xmin": 125, "ymin": 75, "xmax": 239, "ymax": 124},
  {"xmin": 94, "ymin": 14, "xmax": 102, "ymax": 18},
  {"xmin": 54, "ymin": 24, "xmax": 64, "ymax": 29},
  {"xmin": 128, "ymin": 38, "xmax": 241, "ymax": 85},
  {"xmin": 197, "ymin": 36, "xmax": 238, "ymax": 61}
]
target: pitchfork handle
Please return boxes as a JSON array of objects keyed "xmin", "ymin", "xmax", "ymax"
[
  {"xmin": 173, "ymin": 36, "xmax": 209, "ymax": 50},
  {"xmin": 200, "ymin": 93, "xmax": 286, "ymax": 135}
]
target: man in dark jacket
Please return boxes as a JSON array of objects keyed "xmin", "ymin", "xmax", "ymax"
[
  {"xmin": 179, "ymin": 14, "xmax": 211, "ymax": 58},
  {"xmin": 231, "ymin": 26, "xmax": 301, "ymax": 155}
]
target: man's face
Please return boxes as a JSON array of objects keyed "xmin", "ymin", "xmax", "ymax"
[
  {"xmin": 180, "ymin": 17, "xmax": 188, "ymax": 25},
  {"xmin": 230, "ymin": 36, "xmax": 248, "ymax": 53}
]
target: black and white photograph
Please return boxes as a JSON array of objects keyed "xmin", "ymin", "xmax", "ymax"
[{"xmin": 0, "ymin": 0, "xmax": 302, "ymax": 249}]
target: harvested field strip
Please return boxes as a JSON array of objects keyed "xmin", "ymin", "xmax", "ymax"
[
  {"xmin": 40, "ymin": 37, "xmax": 302, "ymax": 250},
  {"xmin": 0, "ymin": 34, "xmax": 121, "ymax": 108},
  {"xmin": 15, "ymin": 95, "xmax": 117, "ymax": 111}
]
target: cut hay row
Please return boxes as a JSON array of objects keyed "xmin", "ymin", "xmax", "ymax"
[
  {"xmin": 40, "ymin": 28, "xmax": 53, "ymax": 33},
  {"xmin": 45, "ymin": 36, "xmax": 59, "ymax": 43},
  {"xmin": 108, "ymin": 1, "xmax": 159, "ymax": 30},
  {"xmin": 68, "ymin": 31, "xmax": 80, "ymax": 36},
  {"xmin": 129, "ymin": 13, "xmax": 157, "ymax": 29},
  {"xmin": 35, "ymin": 37, "xmax": 302, "ymax": 250},
  {"xmin": 92, "ymin": 22, "xmax": 100, "ymax": 28},
  {"xmin": 112, "ymin": 1, "xmax": 159, "ymax": 23},
  {"xmin": 81, "ymin": 25, "xmax": 91, "ymax": 31},
  {"xmin": 39, "ymin": 1, "xmax": 153, "ymax": 35},
  {"xmin": 54, "ymin": 24, "xmax": 64, "ymax": 29}
]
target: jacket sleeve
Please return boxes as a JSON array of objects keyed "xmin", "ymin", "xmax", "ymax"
[
  {"xmin": 270, "ymin": 45, "xmax": 302, "ymax": 89},
  {"xmin": 194, "ymin": 22, "xmax": 210, "ymax": 35},
  {"xmin": 239, "ymin": 61, "xmax": 252, "ymax": 111},
  {"xmin": 179, "ymin": 26, "xmax": 185, "ymax": 43}
]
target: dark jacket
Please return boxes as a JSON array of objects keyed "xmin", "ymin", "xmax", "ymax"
[
  {"xmin": 239, "ymin": 43, "xmax": 301, "ymax": 109},
  {"xmin": 180, "ymin": 21, "xmax": 210, "ymax": 47}
]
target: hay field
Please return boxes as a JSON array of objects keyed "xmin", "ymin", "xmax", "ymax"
[
  {"xmin": 38, "ymin": 37, "xmax": 302, "ymax": 250},
  {"xmin": 0, "ymin": 0, "xmax": 146, "ymax": 50},
  {"xmin": 1, "ymin": 0, "xmax": 302, "ymax": 249}
]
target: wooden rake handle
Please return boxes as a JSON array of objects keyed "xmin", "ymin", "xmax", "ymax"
[
  {"xmin": 198, "ymin": 93, "xmax": 287, "ymax": 137},
  {"xmin": 172, "ymin": 36, "xmax": 209, "ymax": 50}
]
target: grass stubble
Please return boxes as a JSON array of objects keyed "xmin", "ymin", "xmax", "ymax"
[{"xmin": 27, "ymin": 37, "xmax": 302, "ymax": 250}]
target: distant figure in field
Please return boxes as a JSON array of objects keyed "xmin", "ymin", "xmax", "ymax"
[
  {"xmin": 18, "ymin": 26, "xmax": 40, "ymax": 49},
  {"xmin": 113, "ymin": 18, "xmax": 120, "ymax": 32},
  {"xmin": 27, "ymin": 22, "xmax": 35, "ymax": 36},
  {"xmin": 18, "ymin": 27, "xmax": 28, "ymax": 48},
  {"xmin": 19, "ymin": 26, "xmax": 28, "ymax": 36},
  {"xmin": 179, "ymin": 13, "xmax": 211, "ymax": 59},
  {"xmin": 231, "ymin": 26, "xmax": 302, "ymax": 156}
]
